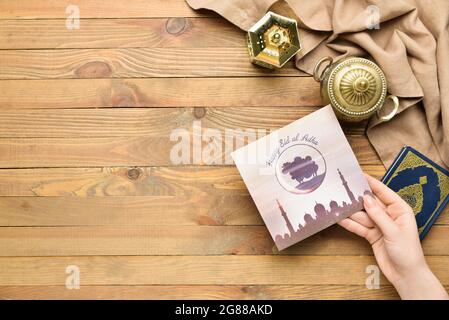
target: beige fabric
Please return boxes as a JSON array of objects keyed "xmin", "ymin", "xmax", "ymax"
[{"xmin": 187, "ymin": 0, "xmax": 449, "ymax": 168}]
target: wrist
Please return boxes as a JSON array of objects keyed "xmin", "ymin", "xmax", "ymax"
[
  {"xmin": 392, "ymin": 262, "xmax": 430, "ymax": 287},
  {"xmin": 392, "ymin": 264, "xmax": 448, "ymax": 300}
]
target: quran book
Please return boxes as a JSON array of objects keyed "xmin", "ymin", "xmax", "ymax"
[
  {"xmin": 231, "ymin": 105, "xmax": 371, "ymax": 250},
  {"xmin": 382, "ymin": 146, "xmax": 449, "ymax": 240}
]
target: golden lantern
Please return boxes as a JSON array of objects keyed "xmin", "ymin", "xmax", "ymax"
[{"xmin": 247, "ymin": 11, "xmax": 301, "ymax": 69}]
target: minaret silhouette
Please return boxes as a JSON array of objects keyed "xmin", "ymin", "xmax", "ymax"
[
  {"xmin": 276, "ymin": 199, "xmax": 295, "ymax": 236},
  {"xmin": 338, "ymin": 169, "xmax": 356, "ymax": 203}
]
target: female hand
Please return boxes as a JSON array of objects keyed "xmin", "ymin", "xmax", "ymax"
[{"xmin": 338, "ymin": 174, "xmax": 448, "ymax": 300}]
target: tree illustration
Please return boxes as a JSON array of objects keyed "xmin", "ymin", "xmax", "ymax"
[{"xmin": 282, "ymin": 155, "xmax": 319, "ymax": 184}]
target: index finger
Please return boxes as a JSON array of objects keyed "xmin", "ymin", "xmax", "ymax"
[{"xmin": 364, "ymin": 173, "xmax": 404, "ymax": 206}]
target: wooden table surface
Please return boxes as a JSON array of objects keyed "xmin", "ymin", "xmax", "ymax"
[{"xmin": 0, "ymin": 0, "xmax": 448, "ymax": 300}]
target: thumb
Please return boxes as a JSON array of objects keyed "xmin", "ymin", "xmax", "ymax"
[{"xmin": 363, "ymin": 195, "xmax": 397, "ymax": 237}]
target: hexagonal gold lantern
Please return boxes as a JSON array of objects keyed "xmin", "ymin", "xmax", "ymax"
[{"xmin": 247, "ymin": 11, "xmax": 301, "ymax": 69}]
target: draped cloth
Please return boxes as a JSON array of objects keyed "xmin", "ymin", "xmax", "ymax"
[{"xmin": 186, "ymin": 0, "xmax": 449, "ymax": 168}]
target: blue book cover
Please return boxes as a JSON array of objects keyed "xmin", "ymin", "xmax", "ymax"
[{"xmin": 382, "ymin": 146, "xmax": 449, "ymax": 240}]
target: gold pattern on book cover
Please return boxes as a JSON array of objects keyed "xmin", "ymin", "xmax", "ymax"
[{"xmin": 385, "ymin": 151, "xmax": 449, "ymax": 234}]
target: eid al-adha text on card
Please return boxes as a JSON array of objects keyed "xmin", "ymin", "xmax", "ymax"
[{"xmin": 232, "ymin": 105, "xmax": 371, "ymax": 250}]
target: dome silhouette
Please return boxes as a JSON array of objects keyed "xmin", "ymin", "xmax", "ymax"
[
  {"xmin": 314, "ymin": 203, "xmax": 326, "ymax": 217},
  {"xmin": 329, "ymin": 200, "xmax": 339, "ymax": 210}
]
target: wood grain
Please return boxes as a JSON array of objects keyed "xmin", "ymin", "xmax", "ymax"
[
  {"xmin": 0, "ymin": 195, "xmax": 263, "ymax": 226},
  {"xmin": 2, "ymin": 0, "xmax": 443, "ymax": 300},
  {"xmin": 0, "ymin": 285, "xmax": 401, "ymax": 300},
  {"xmin": 0, "ymin": 165, "xmax": 387, "ymax": 197},
  {"xmin": 0, "ymin": 0, "xmax": 205, "ymax": 19},
  {"xmin": 0, "ymin": 135, "xmax": 378, "ymax": 168},
  {"xmin": 1, "ymin": 255, "xmax": 448, "ymax": 286},
  {"xmin": 0, "ymin": 18, "xmax": 242, "ymax": 49},
  {"xmin": 0, "ymin": 255, "xmax": 391, "ymax": 285},
  {"xmin": 0, "ymin": 134, "xmax": 377, "ymax": 167},
  {"xmin": 0, "ymin": 79, "xmax": 111, "ymax": 109},
  {"xmin": 0, "ymin": 225, "xmax": 366, "ymax": 256},
  {"xmin": 0, "ymin": 108, "xmax": 368, "ymax": 138},
  {"xmin": 0, "ymin": 48, "xmax": 303, "ymax": 79},
  {"xmin": 1, "ymin": 225, "xmax": 448, "ymax": 257},
  {"xmin": 0, "ymin": 78, "xmax": 320, "ymax": 109},
  {"xmin": 1, "ymin": 194, "xmax": 447, "ymax": 227}
]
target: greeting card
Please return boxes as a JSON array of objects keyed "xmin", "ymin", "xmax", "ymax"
[{"xmin": 231, "ymin": 105, "xmax": 371, "ymax": 250}]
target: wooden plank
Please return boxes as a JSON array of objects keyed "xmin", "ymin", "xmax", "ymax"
[
  {"xmin": 0, "ymin": 48, "xmax": 303, "ymax": 79},
  {"xmin": 0, "ymin": 108, "xmax": 368, "ymax": 138},
  {"xmin": 111, "ymin": 78, "xmax": 317, "ymax": 107},
  {"xmin": 0, "ymin": 79, "xmax": 111, "ymax": 109},
  {"xmin": 1, "ymin": 225, "xmax": 448, "ymax": 257},
  {"xmin": 0, "ymin": 225, "xmax": 364, "ymax": 256},
  {"xmin": 0, "ymin": 195, "xmax": 263, "ymax": 226},
  {"xmin": 0, "ymin": 18, "xmax": 242, "ymax": 49},
  {"xmin": 3, "ymin": 255, "xmax": 449, "ymax": 286},
  {"xmin": 0, "ymin": 193, "xmax": 446, "ymax": 227},
  {"xmin": 0, "ymin": 285, "xmax": 401, "ymax": 300},
  {"xmin": 0, "ymin": 134, "xmax": 378, "ymax": 168},
  {"xmin": 0, "ymin": 78, "xmax": 320, "ymax": 109},
  {"xmin": 0, "ymin": 0, "xmax": 205, "ymax": 19},
  {"xmin": 1, "ymin": 193, "xmax": 446, "ymax": 227},
  {"xmin": 1, "ymin": 193, "xmax": 448, "ymax": 227},
  {"xmin": 0, "ymin": 165, "xmax": 386, "ymax": 197},
  {"xmin": 0, "ymin": 255, "xmax": 384, "ymax": 285}
]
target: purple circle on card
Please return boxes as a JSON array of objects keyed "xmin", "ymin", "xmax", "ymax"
[{"xmin": 275, "ymin": 144, "xmax": 327, "ymax": 194}]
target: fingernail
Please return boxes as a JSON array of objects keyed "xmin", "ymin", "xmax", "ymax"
[{"xmin": 364, "ymin": 195, "xmax": 374, "ymax": 207}]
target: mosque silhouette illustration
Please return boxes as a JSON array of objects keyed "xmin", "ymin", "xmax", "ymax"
[{"xmin": 274, "ymin": 169, "xmax": 371, "ymax": 249}]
